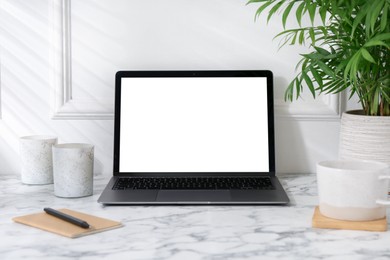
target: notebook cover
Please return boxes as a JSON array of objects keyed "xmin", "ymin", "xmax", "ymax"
[{"xmin": 13, "ymin": 208, "xmax": 123, "ymax": 238}]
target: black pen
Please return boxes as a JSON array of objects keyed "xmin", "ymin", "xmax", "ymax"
[{"xmin": 44, "ymin": 208, "xmax": 90, "ymax": 229}]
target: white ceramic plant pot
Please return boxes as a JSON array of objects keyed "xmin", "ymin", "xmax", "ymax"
[
  {"xmin": 339, "ymin": 110, "xmax": 390, "ymax": 165},
  {"xmin": 52, "ymin": 143, "xmax": 94, "ymax": 198}
]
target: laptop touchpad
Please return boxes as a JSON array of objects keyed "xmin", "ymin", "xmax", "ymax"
[{"xmin": 157, "ymin": 190, "xmax": 231, "ymax": 202}]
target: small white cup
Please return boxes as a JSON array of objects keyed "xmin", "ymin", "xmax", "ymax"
[
  {"xmin": 317, "ymin": 160, "xmax": 390, "ymax": 221},
  {"xmin": 20, "ymin": 135, "xmax": 58, "ymax": 184},
  {"xmin": 52, "ymin": 143, "xmax": 94, "ymax": 198}
]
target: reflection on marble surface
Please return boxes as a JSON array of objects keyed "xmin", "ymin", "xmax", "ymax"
[{"xmin": 1, "ymin": 174, "xmax": 390, "ymax": 259}]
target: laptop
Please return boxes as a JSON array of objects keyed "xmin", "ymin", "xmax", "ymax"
[{"xmin": 98, "ymin": 70, "xmax": 289, "ymax": 205}]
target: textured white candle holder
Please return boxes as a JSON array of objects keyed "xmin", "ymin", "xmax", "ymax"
[
  {"xmin": 20, "ymin": 135, "xmax": 58, "ymax": 185},
  {"xmin": 52, "ymin": 143, "xmax": 94, "ymax": 198}
]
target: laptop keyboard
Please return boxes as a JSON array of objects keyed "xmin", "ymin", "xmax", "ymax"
[{"xmin": 112, "ymin": 177, "xmax": 275, "ymax": 190}]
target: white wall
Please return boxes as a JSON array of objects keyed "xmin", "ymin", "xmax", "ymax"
[{"xmin": 0, "ymin": 0, "xmax": 358, "ymax": 176}]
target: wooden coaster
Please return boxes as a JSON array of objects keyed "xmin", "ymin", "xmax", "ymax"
[{"xmin": 312, "ymin": 206, "xmax": 387, "ymax": 232}]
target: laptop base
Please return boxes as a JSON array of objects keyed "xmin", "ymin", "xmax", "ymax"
[{"xmin": 98, "ymin": 176, "xmax": 289, "ymax": 205}]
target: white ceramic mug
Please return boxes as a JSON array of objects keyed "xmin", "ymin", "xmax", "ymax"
[
  {"xmin": 317, "ymin": 160, "xmax": 390, "ymax": 221},
  {"xmin": 52, "ymin": 143, "xmax": 94, "ymax": 198},
  {"xmin": 20, "ymin": 135, "xmax": 58, "ymax": 184}
]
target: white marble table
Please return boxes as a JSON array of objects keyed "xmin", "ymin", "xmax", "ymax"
[{"xmin": 1, "ymin": 174, "xmax": 390, "ymax": 260}]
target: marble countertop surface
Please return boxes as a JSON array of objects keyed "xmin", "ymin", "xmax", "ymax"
[{"xmin": 1, "ymin": 174, "xmax": 390, "ymax": 260}]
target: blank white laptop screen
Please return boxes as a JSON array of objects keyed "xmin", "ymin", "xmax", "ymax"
[{"xmin": 119, "ymin": 77, "xmax": 269, "ymax": 172}]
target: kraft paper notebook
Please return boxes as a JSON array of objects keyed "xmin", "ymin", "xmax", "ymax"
[{"xmin": 13, "ymin": 208, "xmax": 122, "ymax": 238}]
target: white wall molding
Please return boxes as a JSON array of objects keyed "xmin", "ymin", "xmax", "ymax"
[
  {"xmin": 49, "ymin": 0, "xmax": 341, "ymax": 121},
  {"xmin": 275, "ymin": 93, "xmax": 342, "ymax": 121},
  {"xmin": 50, "ymin": 0, "xmax": 113, "ymax": 120}
]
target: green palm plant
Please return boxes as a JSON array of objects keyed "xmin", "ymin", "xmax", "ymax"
[{"xmin": 248, "ymin": 0, "xmax": 390, "ymax": 116}]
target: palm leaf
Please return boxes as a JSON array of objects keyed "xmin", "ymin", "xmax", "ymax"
[
  {"xmin": 254, "ymin": 1, "xmax": 275, "ymax": 21},
  {"xmin": 295, "ymin": 2, "xmax": 306, "ymax": 27},
  {"xmin": 282, "ymin": 1, "xmax": 295, "ymax": 29},
  {"xmin": 267, "ymin": 1, "xmax": 285, "ymax": 23},
  {"xmin": 361, "ymin": 48, "xmax": 376, "ymax": 64}
]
